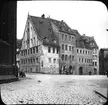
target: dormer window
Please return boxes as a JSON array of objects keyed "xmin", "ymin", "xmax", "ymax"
[
  {"xmin": 52, "ymin": 39, "xmax": 56, "ymax": 43},
  {"xmin": 48, "ymin": 28, "xmax": 52, "ymax": 32},
  {"xmin": 44, "ymin": 37, "xmax": 49, "ymax": 42}
]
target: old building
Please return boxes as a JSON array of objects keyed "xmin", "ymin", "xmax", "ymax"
[
  {"xmin": 75, "ymin": 33, "xmax": 99, "ymax": 75},
  {"xmin": 0, "ymin": 2, "xmax": 18, "ymax": 82},
  {"xmin": 90, "ymin": 37, "xmax": 99, "ymax": 75},
  {"xmin": 20, "ymin": 14, "xmax": 99, "ymax": 75},
  {"xmin": 99, "ymin": 48, "xmax": 108, "ymax": 75},
  {"xmin": 20, "ymin": 14, "xmax": 60, "ymax": 74},
  {"xmin": 49, "ymin": 19, "xmax": 76, "ymax": 74}
]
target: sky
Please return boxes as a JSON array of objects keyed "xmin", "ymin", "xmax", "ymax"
[{"xmin": 17, "ymin": 1, "xmax": 108, "ymax": 49}]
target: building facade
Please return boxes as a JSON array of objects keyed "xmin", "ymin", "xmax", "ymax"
[
  {"xmin": 19, "ymin": 14, "xmax": 99, "ymax": 75},
  {"xmin": 20, "ymin": 15, "xmax": 43, "ymax": 73},
  {"xmin": 75, "ymin": 33, "xmax": 99, "ymax": 75},
  {"xmin": 20, "ymin": 14, "xmax": 60, "ymax": 74},
  {"xmin": 49, "ymin": 19, "xmax": 76, "ymax": 74},
  {"xmin": 0, "ymin": 2, "xmax": 18, "ymax": 80},
  {"xmin": 99, "ymin": 48, "xmax": 108, "ymax": 75}
]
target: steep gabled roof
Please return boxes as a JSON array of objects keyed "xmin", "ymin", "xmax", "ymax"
[
  {"xmin": 82, "ymin": 35, "xmax": 99, "ymax": 49},
  {"xmin": 29, "ymin": 15, "xmax": 59, "ymax": 47},
  {"xmin": 49, "ymin": 18, "xmax": 75, "ymax": 35},
  {"xmin": 75, "ymin": 33, "xmax": 99, "ymax": 49}
]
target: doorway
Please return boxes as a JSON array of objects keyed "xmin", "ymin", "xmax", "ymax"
[{"xmin": 79, "ymin": 67, "xmax": 83, "ymax": 75}]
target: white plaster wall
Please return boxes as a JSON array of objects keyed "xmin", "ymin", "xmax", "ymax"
[{"xmin": 40, "ymin": 45, "xmax": 59, "ymax": 68}]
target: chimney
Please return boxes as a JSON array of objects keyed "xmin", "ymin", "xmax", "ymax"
[
  {"xmin": 61, "ymin": 20, "xmax": 63, "ymax": 23},
  {"xmin": 41, "ymin": 14, "xmax": 45, "ymax": 18}
]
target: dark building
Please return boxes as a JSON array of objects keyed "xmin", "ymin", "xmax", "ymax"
[
  {"xmin": 0, "ymin": 1, "xmax": 18, "ymax": 82},
  {"xmin": 99, "ymin": 48, "xmax": 108, "ymax": 75}
]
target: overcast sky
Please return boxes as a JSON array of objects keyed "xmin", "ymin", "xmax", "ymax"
[{"xmin": 17, "ymin": 1, "xmax": 108, "ymax": 49}]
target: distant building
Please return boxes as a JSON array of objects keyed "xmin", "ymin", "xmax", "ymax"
[
  {"xmin": 75, "ymin": 34, "xmax": 99, "ymax": 75},
  {"xmin": 99, "ymin": 48, "xmax": 108, "ymax": 75}
]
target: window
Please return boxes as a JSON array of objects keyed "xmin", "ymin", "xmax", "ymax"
[
  {"xmin": 28, "ymin": 49, "xmax": 29, "ymax": 54},
  {"xmin": 57, "ymin": 48, "xmax": 59, "ymax": 54},
  {"xmin": 28, "ymin": 59, "xmax": 30, "ymax": 64},
  {"xmin": 83, "ymin": 50, "xmax": 84, "ymax": 54},
  {"xmin": 36, "ymin": 46, "xmax": 38, "ymax": 53},
  {"xmin": 80, "ymin": 49, "xmax": 82, "ymax": 54},
  {"xmin": 65, "ymin": 55, "xmax": 67, "ymax": 61},
  {"xmin": 62, "ymin": 44, "xmax": 64, "ymax": 50},
  {"xmin": 95, "ymin": 62, "xmax": 97, "ymax": 66},
  {"xmin": 36, "ymin": 58, "xmax": 38, "ymax": 63},
  {"xmin": 65, "ymin": 45, "xmax": 68, "ymax": 51},
  {"xmin": 49, "ymin": 58, "xmax": 51, "ymax": 63},
  {"xmin": 31, "ymin": 48, "xmax": 32, "ymax": 54},
  {"xmin": 31, "ymin": 39, "xmax": 33, "ymax": 44},
  {"xmin": 41, "ymin": 60, "xmax": 43, "ymax": 67},
  {"xmin": 62, "ymin": 34, "xmax": 64, "ymax": 39},
  {"xmin": 61, "ymin": 54, "xmax": 64, "ymax": 60},
  {"xmin": 93, "ymin": 62, "xmax": 94, "ymax": 66},
  {"xmin": 33, "ymin": 37, "xmax": 35, "ymax": 44},
  {"xmin": 65, "ymin": 35, "xmax": 67, "ymax": 40},
  {"xmin": 33, "ymin": 58, "xmax": 35, "ymax": 63},
  {"xmin": 79, "ymin": 58, "xmax": 80, "ymax": 62},
  {"xmin": 33, "ymin": 47, "xmax": 35, "ymax": 53},
  {"xmin": 72, "ymin": 46, "xmax": 74, "ymax": 52},
  {"xmin": 53, "ymin": 58, "xmax": 56, "ymax": 63},
  {"xmin": 69, "ymin": 36, "xmax": 71, "ymax": 41},
  {"xmin": 48, "ymin": 47, "xmax": 51, "ymax": 53},
  {"xmin": 69, "ymin": 55, "xmax": 71, "ymax": 61},
  {"xmin": 26, "ymin": 50, "xmax": 27, "ymax": 55},
  {"xmin": 26, "ymin": 59, "xmax": 27, "ymax": 64},
  {"xmin": 72, "ymin": 55, "xmax": 74, "ymax": 61},
  {"xmin": 77, "ymin": 49, "xmax": 79, "ymax": 53},
  {"xmin": 95, "ymin": 55, "xmax": 97, "ymax": 58},
  {"xmin": 53, "ymin": 48, "xmax": 55, "ymax": 53},
  {"xmin": 82, "ymin": 58, "xmax": 83, "ymax": 63},
  {"xmin": 31, "ymin": 58, "xmax": 32, "ymax": 64},
  {"xmin": 69, "ymin": 46, "xmax": 71, "ymax": 51},
  {"xmin": 86, "ymin": 50, "xmax": 87, "ymax": 54}
]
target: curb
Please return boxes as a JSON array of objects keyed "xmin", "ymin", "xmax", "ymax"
[
  {"xmin": 0, "ymin": 77, "xmax": 18, "ymax": 84},
  {"xmin": 94, "ymin": 90, "xmax": 107, "ymax": 100}
]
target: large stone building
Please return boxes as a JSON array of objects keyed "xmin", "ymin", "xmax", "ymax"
[{"xmin": 19, "ymin": 14, "xmax": 99, "ymax": 75}]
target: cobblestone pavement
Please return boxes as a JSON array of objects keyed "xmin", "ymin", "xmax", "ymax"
[{"xmin": 0, "ymin": 74, "xmax": 107, "ymax": 104}]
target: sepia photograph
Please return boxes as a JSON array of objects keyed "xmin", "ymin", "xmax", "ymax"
[{"xmin": 0, "ymin": 1, "xmax": 108, "ymax": 104}]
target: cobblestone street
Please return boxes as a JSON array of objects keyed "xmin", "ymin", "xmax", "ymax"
[{"xmin": 0, "ymin": 74, "xmax": 108, "ymax": 104}]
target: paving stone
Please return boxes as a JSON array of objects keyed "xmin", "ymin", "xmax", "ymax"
[{"xmin": 0, "ymin": 75, "xmax": 107, "ymax": 104}]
